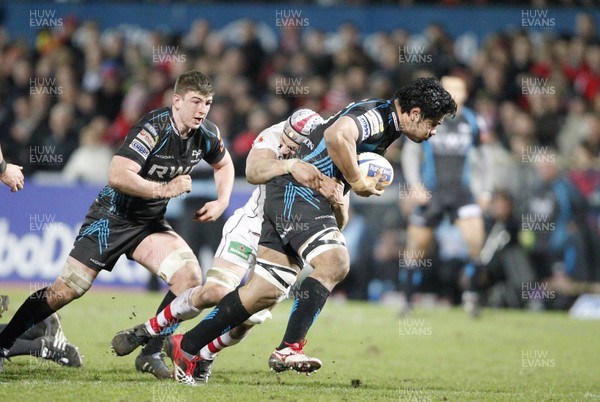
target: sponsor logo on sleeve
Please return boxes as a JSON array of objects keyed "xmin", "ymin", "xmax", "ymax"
[
  {"xmin": 391, "ymin": 111, "xmax": 400, "ymax": 131},
  {"xmin": 366, "ymin": 110, "xmax": 384, "ymax": 135},
  {"xmin": 137, "ymin": 129, "xmax": 157, "ymax": 149},
  {"xmin": 356, "ymin": 114, "xmax": 371, "ymax": 138},
  {"xmin": 357, "ymin": 110, "xmax": 383, "ymax": 140},
  {"xmin": 143, "ymin": 123, "xmax": 159, "ymax": 138},
  {"xmin": 129, "ymin": 139, "xmax": 150, "ymax": 158}
]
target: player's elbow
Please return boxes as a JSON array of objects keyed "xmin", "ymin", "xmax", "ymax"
[
  {"xmin": 107, "ymin": 170, "xmax": 122, "ymax": 190},
  {"xmin": 245, "ymin": 158, "xmax": 267, "ymax": 185},
  {"xmin": 245, "ymin": 165, "xmax": 258, "ymax": 184},
  {"xmin": 324, "ymin": 128, "xmax": 340, "ymax": 148},
  {"xmin": 245, "ymin": 166, "xmax": 262, "ymax": 185}
]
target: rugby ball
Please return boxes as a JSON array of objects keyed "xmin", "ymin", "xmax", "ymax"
[{"xmin": 357, "ymin": 152, "xmax": 394, "ymax": 188}]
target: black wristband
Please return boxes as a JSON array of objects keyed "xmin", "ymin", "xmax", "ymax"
[{"xmin": 0, "ymin": 159, "xmax": 6, "ymax": 174}]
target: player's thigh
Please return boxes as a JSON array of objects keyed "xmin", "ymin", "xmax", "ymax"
[
  {"xmin": 407, "ymin": 195, "xmax": 444, "ymax": 252},
  {"xmin": 455, "ymin": 216, "xmax": 485, "ymax": 254},
  {"xmin": 257, "ymin": 245, "xmax": 300, "ymax": 268},
  {"xmin": 406, "ymin": 224, "xmax": 435, "ymax": 252},
  {"xmin": 132, "ymin": 231, "xmax": 202, "ymax": 291},
  {"xmin": 455, "ymin": 204, "xmax": 485, "ymax": 253}
]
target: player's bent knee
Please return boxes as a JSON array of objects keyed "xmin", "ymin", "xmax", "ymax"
[
  {"xmin": 58, "ymin": 261, "xmax": 94, "ymax": 299},
  {"xmin": 205, "ymin": 267, "xmax": 242, "ymax": 292},
  {"xmin": 159, "ymin": 247, "xmax": 200, "ymax": 286},
  {"xmin": 253, "ymin": 294, "xmax": 280, "ymax": 312},
  {"xmin": 325, "ymin": 252, "xmax": 350, "ymax": 283},
  {"xmin": 195, "ymin": 282, "xmax": 231, "ymax": 307}
]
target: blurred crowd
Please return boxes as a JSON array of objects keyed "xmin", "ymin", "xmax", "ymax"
[{"xmin": 1, "ymin": 10, "xmax": 600, "ymax": 309}]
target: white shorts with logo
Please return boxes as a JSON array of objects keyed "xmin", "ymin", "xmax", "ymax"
[{"xmin": 214, "ymin": 207, "xmax": 262, "ymax": 271}]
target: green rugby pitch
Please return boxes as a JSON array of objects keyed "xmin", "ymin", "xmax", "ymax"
[{"xmin": 0, "ymin": 287, "xmax": 598, "ymax": 401}]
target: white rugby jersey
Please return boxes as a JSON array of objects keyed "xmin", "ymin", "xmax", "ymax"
[{"xmin": 240, "ymin": 121, "xmax": 285, "ymax": 219}]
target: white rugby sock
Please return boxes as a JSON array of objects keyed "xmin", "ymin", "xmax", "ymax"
[
  {"xmin": 199, "ymin": 329, "xmax": 249, "ymax": 360},
  {"xmin": 146, "ymin": 287, "xmax": 201, "ymax": 335}
]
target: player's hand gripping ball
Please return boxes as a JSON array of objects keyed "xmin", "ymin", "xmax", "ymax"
[{"xmin": 357, "ymin": 152, "xmax": 394, "ymax": 189}]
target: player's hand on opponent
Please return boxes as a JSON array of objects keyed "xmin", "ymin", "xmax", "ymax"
[
  {"xmin": 0, "ymin": 163, "xmax": 24, "ymax": 192},
  {"xmin": 318, "ymin": 176, "xmax": 344, "ymax": 206},
  {"xmin": 288, "ymin": 160, "xmax": 322, "ymax": 191},
  {"xmin": 164, "ymin": 174, "xmax": 192, "ymax": 198},
  {"xmin": 349, "ymin": 169, "xmax": 384, "ymax": 197},
  {"xmin": 194, "ymin": 200, "xmax": 227, "ymax": 222}
]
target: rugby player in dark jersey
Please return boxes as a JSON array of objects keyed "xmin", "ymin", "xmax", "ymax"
[
  {"xmin": 0, "ymin": 151, "xmax": 81, "ymax": 371},
  {"xmin": 401, "ymin": 76, "xmax": 491, "ymax": 317},
  {"xmin": 164, "ymin": 77, "xmax": 457, "ymax": 384},
  {"xmin": 0, "ymin": 71, "xmax": 235, "ymax": 378}
]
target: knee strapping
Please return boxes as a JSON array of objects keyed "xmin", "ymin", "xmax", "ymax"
[
  {"xmin": 158, "ymin": 248, "xmax": 197, "ymax": 283},
  {"xmin": 254, "ymin": 259, "xmax": 297, "ymax": 293},
  {"xmin": 59, "ymin": 262, "xmax": 94, "ymax": 296},
  {"xmin": 299, "ymin": 228, "xmax": 346, "ymax": 263},
  {"xmin": 205, "ymin": 267, "xmax": 243, "ymax": 291}
]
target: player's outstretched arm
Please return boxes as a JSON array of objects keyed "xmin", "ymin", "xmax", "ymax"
[
  {"xmin": 108, "ymin": 155, "xmax": 191, "ymax": 199},
  {"xmin": 324, "ymin": 116, "xmax": 383, "ymax": 197},
  {"xmin": 194, "ymin": 150, "xmax": 234, "ymax": 222},
  {"xmin": 0, "ymin": 147, "xmax": 24, "ymax": 192},
  {"xmin": 246, "ymin": 148, "xmax": 322, "ymax": 190}
]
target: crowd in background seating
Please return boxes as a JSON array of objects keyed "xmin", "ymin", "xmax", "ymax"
[{"xmin": 1, "ymin": 9, "xmax": 599, "ymax": 308}]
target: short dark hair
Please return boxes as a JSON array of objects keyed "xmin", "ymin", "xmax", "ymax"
[
  {"xmin": 174, "ymin": 71, "xmax": 214, "ymax": 97},
  {"xmin": 393, "ymin": 77, "xmax": 457, "ymax": 120}
]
